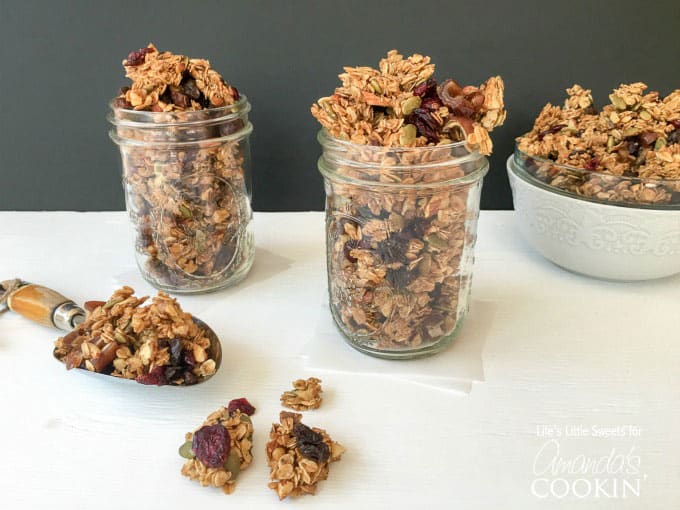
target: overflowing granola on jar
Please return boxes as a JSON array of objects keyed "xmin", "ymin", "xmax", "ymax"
[
  {"xmin": 53, "ymin": 286, "xmax": 217, "ymax": 385},
  {"xmin": 265, "ymin": 412, "xmax": 345, "ymax": 500},
  {"xmin": 179, "ymin": 399, "xmax": 255, "ymax": 494},
  {"xmin": 312, "ymin": 51, "xmax": 505, "ymax": 353},
  {"xmin": 111, "ymin": 44, "xmax": 253, "ymax": 292},
  {"xmin": 311, "ymin": 49, "xmax": 505, "ymax": 154},
  {"xmin": 517, "ymin": 83, "xmax": 680, "ymax": 205},
  {"xmin": 280, "ymin": 377, "xmax": 323, "ymax": 410}
]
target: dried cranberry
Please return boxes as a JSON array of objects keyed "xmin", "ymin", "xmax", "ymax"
[
  {"xmin": 231, "ymin": 87, "xmax": 240, "ymax": 101},
  {"xmin": 584, "ymin": 157, "xmax": 600, "ymax": 171},
  {"xmin": 294, "ymin": 422, "xmax": 330, "ymax": 464},
  {"xmin": 192, "ymin": 424, "xmax": 231, "ymax": 468},
  {"xmin": 228, "ymin": 398, "xmax": 256, "ymax": 416},
  {"xmin": 112, "ymin": 97, "xmax": 132, "ymax": 109},
  {"xmin": 670, "ymin": 119, "xmax": 680, "ymax": 129},
  {"xmin": 421, "ymin": 97, "xmax": 443, "ymax": 111},
  {"xmin": 413, "ymin": 78, "xmax": 438, "ymax": 98},
  {"xmin": 125, "ymin": 47, "xmax": 153, "ymax": 66},
  {"xmin": 406, "ymin": 108, "xmax": 440, "ymax": 143},
  {"xmin": 136, "ymin": 366, "xmax": 167, "ymax": 385}
]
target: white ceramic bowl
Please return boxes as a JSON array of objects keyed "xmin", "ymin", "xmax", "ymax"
[{"xmin": 507, "ymin": 155, "xmax": 680, "ymax": 281}]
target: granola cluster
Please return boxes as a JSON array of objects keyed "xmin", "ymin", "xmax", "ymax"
[
  {"xmin": 114, "ymin": 44, "xmax": 239, "ymax": 111},
  {"xmin": 53, "ymin": 286, "xmax": 217, "ymax": 385},
  {"xmin": 311, "ymin": 50, "xmax": 505, "ymax": 155},
  {"xmin": 111, "ymin": 45, "xmax": 253, "ymax": 291},
  {"xmin": 314, "ymin": 51, "xmax": 501, "ymax": 354},
  {"xmin": 265, "ymin": 412, "xmax": 345, "ymax": 500},
  {"xmin": 280, "ymin": 377, "xmax": 323, "ymax": 410},
  {"xmin": 517, "ymin": 83, "xmax": 680, "ymax": 205},
  {"xmin": 180, "ymin": 403, "xmax": 255, "ymax": 495}
]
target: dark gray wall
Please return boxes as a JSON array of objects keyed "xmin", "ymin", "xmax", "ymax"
[{"xmin": 1, "ymin": 0, "xmax": 678, "ymax": 211}]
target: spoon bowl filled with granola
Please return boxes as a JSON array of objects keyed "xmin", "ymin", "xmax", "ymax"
[{"xmin": 510, "ymin": 83, "xmax": 680, "ymax": 280}]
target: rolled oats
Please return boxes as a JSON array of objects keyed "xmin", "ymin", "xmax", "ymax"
[
  {"xmin": 265, "ymin": 412, "xmax": 345, "ymax": 500},
  {"xmin": 517, "ymin": 83, "xmax": 680, "ymax": 205},
  {"xmin": 280, "ymin": 377, "xmax": 323, "ymax": 410},
  {"xmin": 180, "ymin": 404, "xmax": 254, "ymax": 494},
  {"xmin": 53, "ymin": 286, "xmax": 217, "ymax": 385}
]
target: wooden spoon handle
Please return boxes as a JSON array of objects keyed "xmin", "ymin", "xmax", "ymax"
[{"xmin": 5, "ymin": 283, "xmax": 85, "ymax": 331}]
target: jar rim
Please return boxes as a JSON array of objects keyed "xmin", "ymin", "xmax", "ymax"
[
  {"xmin": 107, "ymin": 96, "xmax": 250, "ymax": 129},
  {"xmin": 109, "ymin": 121, "xmax": 253, "ymax": 147},
  {"xmin": 317, "ymin": 128, "xmax": 476, "ymax": 154}
]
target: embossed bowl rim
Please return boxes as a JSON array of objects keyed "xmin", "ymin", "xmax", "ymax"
[{"xmin": 510, "ymin": 151, "xmax": 680, "ymax": 211}]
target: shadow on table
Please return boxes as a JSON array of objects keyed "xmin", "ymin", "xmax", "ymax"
[{"xmin": 233, "ymin": 247, "xmax": 293, "ymax": 290}]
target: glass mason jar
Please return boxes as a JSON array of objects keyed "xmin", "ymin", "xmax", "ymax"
[
  {"xmin": 317, "ymin": 130, "xmax": 489, "ymax": 359},
  {"xmin": 108, "ymin": 98, "xmax": 254, "ymax": 293}
]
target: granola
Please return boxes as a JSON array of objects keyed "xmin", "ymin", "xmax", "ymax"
[
  {"xmin": 517, "ymin": 83, "xmax": 680, "ymax": 205},
  {"xmin": 110, "ymin": 44, "xmax": 254, "ymax": 292},
  {"xmin": 311, "ymin": 50, "xmax": 505, "ymax": 155},
  {"xmin": 180, "ymin": 403, "xmax": 255, "ymax": 494},
  {"xmin": 265, "ymin": 412, "xmax": 345, "ymax": 500},
  {"xmin": 53, "ymin": 286, "xmax": 217, "ymax": 385},
  {"xmin": 313, "ymin": 52, "xmax": 503, "ymax": 354},
  {"xmin": 280, "ymin": 377, "xmax": 323, "ymax": 410}
]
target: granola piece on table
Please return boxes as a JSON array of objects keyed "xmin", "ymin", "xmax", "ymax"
[{"xmin": 281, "ymin": 377, "xmax": 323, "ymax": 410}]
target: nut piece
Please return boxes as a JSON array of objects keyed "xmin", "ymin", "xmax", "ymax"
[
  {"xmin": 265, "ymin": 412, "xmax": 345, "ymax": 500},
  {"xmin": 180, "ymin": 405, "xmax": 255, "ymax": 495},
  {"xmin": 280, "ymin": 377, "xmax": 323, "ymax": 411}
]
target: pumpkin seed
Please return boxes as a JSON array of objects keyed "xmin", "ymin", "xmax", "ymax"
[
  {"xmin": 179, "ymin": 204, "xmax": 192, "ymax": 219},
  {"xmin": 178, "ymin": 440, "xmax": 195, "ymax": 459},
  {"xmin": 223, "ymin": 450, "xmax": 241, "ymax": 479},
  {"xmin": 399, "ymin": 124, "xmax": 417, "ymax": 145},
  {"xmin": 369, "ymin": 79, "xmax": 383, "ymax": 94},
  {"xmin": 401, "ymin": 96, "xmax": 422, "ymax": 115},
  {"xmin": 654, "ymin": 137, "xmax": 667, "ymax": 151},
  {"xmin": 639, "ymin": 110, "xmax": 652, "ymax": 121}
]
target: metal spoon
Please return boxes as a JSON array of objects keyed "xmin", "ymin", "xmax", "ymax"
[{"xmin": 0, "ymin": 279, "xmax": 222, "ymax": 386}]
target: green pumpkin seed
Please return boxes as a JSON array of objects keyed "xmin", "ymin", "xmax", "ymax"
[
  {"xmin": 178, "ymin": 440, "xmax": 195, "ymax": 459},
  {"xmin": 223, "ymin": 450, "xmax": 241, "ymax": 479},
  {"xmin": 426, "ymin": 233, "xmax": 448, "ymax": 250},
  {"xmin": 622, "ymin": 127, "xmax": 640, "ymax": 138},
  {"xmin": 103, "ymin": 298, "xmax": 123, "ymax": 310},
  {"xmin": 239, "ymin": 414, "xmax": 252, "ymax": 424},
  {"xmin": 607, "ymin": 136, "xmax": 616, "ymax": 150},
  {"xmin": 114, "ymin": 331, "xmax": 128, "ymax": 344},
  {"xmin": 399, "ymin": 124, "xmax": 417, "ymax": 145},
  {"xmin": 401, "ymin": 96, "xmax": 422, "ymax": 115},
  {"xmin": 639, "ymin": 110, "xmax": 652, "ymax": 121},
  {"xmin": 179, "ymin": 204, "xmax": 192, "ymax": 219},
  {"xmin": 369, "ymin": 79, "xmax": 383, "ymax": 94},
  {"xmin": 655, "ymin": 137, "xmax": 667, "ymax": 151}
]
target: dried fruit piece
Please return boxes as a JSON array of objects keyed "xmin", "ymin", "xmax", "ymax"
[
  {"xmin": 192, "ymin": 424, "xmax": 231, "ymax": 468},
  {"xmin": 280, "ymin": 377, "xmax": 323, "ymax": 410},
  {"xmin": 265, "ymin": 412, "xmax": 345, "ymax": 500},
  {"xmin": 181, "ymin": 405, "xmax": 254, "ymax": 495},
  {"xmin": 228, "ymin": 397, "xmax": 256, "ymax": 416}
]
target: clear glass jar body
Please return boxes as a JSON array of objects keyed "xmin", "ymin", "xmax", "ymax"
[
  {"xmin": 318, "ymin": 131, "xmax": 489, "ymax": 359},
  {"xmin": 109, "ymin": 99, "xmax": 254, "ymax": 293}
]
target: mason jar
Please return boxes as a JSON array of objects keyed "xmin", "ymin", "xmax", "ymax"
[
  {"xmin": 317, "ymin": 130, "xmax": 489, "ymax": 359},
  {"xmin": 108, "ymin": 98, "xmax": 254, "ymax": 293}
]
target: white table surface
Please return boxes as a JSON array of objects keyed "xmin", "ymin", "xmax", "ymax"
[{"xmin": 1, "ymin": 211, "xmax": 678, "ymax": 509}]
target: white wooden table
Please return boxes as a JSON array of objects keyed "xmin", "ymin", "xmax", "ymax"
[{"xmin": 1, "ymin": 211, "xmax": 678, "ymax": 509}]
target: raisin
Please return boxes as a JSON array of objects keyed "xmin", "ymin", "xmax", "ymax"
[
  {"xmin": 112, "ymin": 97, "xmax": 132, "ymax": 110},
  {"xmin": 584, "ymin": 157, "xmax": 600, "ymax": 171},
  {"xmin": 231, "ymin": 86, "xmax": 240, "ymax": 101},
  {"xmin": 386, "ymin": 266, "xmax": 412, "ymax": 290},
  {"xmin": 181, "ymin": 78, "xmax": 201, "ymax": 100},
  {"xmin": 169, "ymin": 338, "xmax": 183, "ymax": 365},
  {"xmin": 192, "ymin": 424, "xmax": 231, "ymax": 468},
  {"xmin": 135, "ymin": 365, "xmax": 167, "ymax": 385},
  {"xmin": 668, "ymin": 129, "xmax": 680, "ymax": 144},
  {"xmin": 670, "ymin": 119, "xmax": 680, "ymax": 129},
  {"xmin": 377, "ymin": 236, "xmax": 409, "ymax": 264},
  {"xmin": 294, "ymin": 422, "xmax": 330, "ymax": 464},
  {"xmin": 228, "ymin": 398, "xmax": 256, "ymax": 416},
  {"xmin": 538, "ymin": 124, "xmax": 566, "ymax": 141},
  {"xmin": 406, "ymin": 108, "xmax": 440, "ymax": 143},
  {"xmin": 169, "ymin": 87, "xmax": 190, "ymax": 108}
]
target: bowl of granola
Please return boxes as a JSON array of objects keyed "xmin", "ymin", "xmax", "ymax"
[
  {"xmin": 509, "ymin": 83, "xmax": 680, "ymax": 281},
  {"xmin": 312, "ymin": 50, "xmax": 506, "ymax": 358}
]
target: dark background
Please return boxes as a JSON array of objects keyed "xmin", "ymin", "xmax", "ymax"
[{"xmin": 0, "ymin": 0, "xmax": 678, "ymax": 211}]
